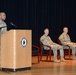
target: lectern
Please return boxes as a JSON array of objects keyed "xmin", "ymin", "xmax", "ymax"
[{"xmin": 1, "ymin": 30, "xmax": 32, "ymax": 72}]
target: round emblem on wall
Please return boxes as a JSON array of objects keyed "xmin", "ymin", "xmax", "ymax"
[{"xmin": 20, "ymin": 37, "xmax": 28, "ymax": 48}]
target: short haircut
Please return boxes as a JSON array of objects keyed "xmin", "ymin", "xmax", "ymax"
[
  {"xmin": 44, "ymin": 28, "xmax": 49, "ymax": 32},
  {"xmin": 63, "ymin": 27, "xmax": 68, "ymax": 31}
]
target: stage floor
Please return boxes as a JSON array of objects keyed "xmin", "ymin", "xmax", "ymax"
[{"xmin": 0, "ymin": 56, "xmax": 76, "ymax": 75}]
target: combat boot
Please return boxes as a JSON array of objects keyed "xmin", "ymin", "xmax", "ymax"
[
  {"xmin": 61, "ymin": 57, "xmax": 67, "ymax": 62},
  {"xmin": 72, "ymin": 54, "xmax": 76, "ymax": 60},
  {"xmin": 54, "ymin": 56, "xmax": 60, "ymax": 63}
]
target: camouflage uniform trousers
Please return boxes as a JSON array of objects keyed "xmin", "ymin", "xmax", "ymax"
[
  {"xmin": 65, "ymin": 42, "xmax": 76, "ymax": 55},
  {"xmin": 51, "ymin": 43, "xmax": 64, "ymax": 58}
]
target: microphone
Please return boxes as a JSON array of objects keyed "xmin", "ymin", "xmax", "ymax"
[{"xmin": 10, "ymin": 22, "xmax": 17, "ymax": 28}]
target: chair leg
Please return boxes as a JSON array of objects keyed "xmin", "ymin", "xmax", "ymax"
[
  {"xmin": 46, "ymin": 53, "xmax": 49, "ymax": 60},
  {"xmin": 38, "ymin": 54, "xmax": 40, "ymax": 63},
  {"xmin": 40, "ymin": 56, "xmax": 42, "ymax": 61},
  {"xmin": 57, "ymin": 52, "xmax": 60, "ymax": 60},
  {"xmin": 64, "ymin": 50, "xmax": 66, "ymax": 59},
  {"xmin": 39, "ymin": 49, "xmax": 43, "ymax": 61},
  {"xmin": 46, "ymin": 50, "xmax": 51, "ymax": 61},
  {"xmin": 68, "ymin": 48, "xmax": 71, "ymax": 59},
  {"xmin": 49, "ymin": 50, "xmax": 51, "ymax": 61}
]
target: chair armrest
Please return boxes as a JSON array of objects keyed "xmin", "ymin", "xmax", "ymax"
[{"xmin": 32, "ymin": 45, "xmax": 40, "ymax": 50}]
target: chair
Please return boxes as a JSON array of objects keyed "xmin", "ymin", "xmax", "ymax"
[
  {"xmin": 39, "ymin": 41, "xmax": 52, "ymax": 61},
  {"xmin": 58, "ymin": 40, "xmax": 71, "ymax": 59},
  {"xmin": 32, "ymin": 45, "xmax": 40, "ymax": 63}
]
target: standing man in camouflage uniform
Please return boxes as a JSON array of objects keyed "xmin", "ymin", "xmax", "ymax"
[
  {"xmin": 40, "ymin": 28, "xmax": 66, "ymax": 63},
  {"xmin": 0, "ymin": 12, "xmax": 7, "ymax": 34},
  {"xmin": 59, "ymin": 27, "xmax": 76, "ymax": 60},
  {"xmin": 0, "ymin": 12, "xmax": 7, "ymax": 67}
]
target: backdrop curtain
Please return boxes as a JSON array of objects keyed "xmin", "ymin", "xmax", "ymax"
[{"xmin": 0, "ymin": 0, "xmax": 76, "ymax": 45}]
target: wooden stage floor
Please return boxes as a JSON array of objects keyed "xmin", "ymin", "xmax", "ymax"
[{"xmin": 0, "ymin": 56, "xmax": 76, "ymax": 75}]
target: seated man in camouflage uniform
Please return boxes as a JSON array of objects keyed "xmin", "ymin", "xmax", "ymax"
[
  {"xmin": 40, "ymin": 28, "xmax": 66, "ymax": 63},
  {"xmin": 59, "ymin": 27, "xmax": 76, "ymax": 60}
]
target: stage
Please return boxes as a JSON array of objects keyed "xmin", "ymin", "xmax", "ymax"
[{"xmin": 0, "ymin": 56, "xmax": 76, "ymax": 75}]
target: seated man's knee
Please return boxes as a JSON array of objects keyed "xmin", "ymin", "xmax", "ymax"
[{"xmin": 59, "ymin": 46, "xmax": 63, "ymax": 49}]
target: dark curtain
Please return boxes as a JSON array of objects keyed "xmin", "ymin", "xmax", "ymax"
[{"xmin": 0, "ymin": 0, "xmax": 76, "ymax": 45}]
